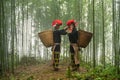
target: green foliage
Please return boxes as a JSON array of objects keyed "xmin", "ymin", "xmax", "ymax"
[
  {"xmin": 85, "ymin": 64, "xmax": 119, "ymax": 80},
  {"xmin": 66, "ymin": 66, "xmax": 72, "ymax": 78},
  {"xmin": 9, "ymin": 74, "xmax": 16, "ymax": 80},
  {"xmin": 72, "ymin": 72, "xmax": 82, "ymax": 80},
  {"xmin": 68, "ymin": 64, "xmax": 120, "ymax": 80},
  {"xmin": 50, "ymin": 78, "xmax": 63, "ymax": 80},
  {"xmin": 27, "ymin": 75, "xmax": 34, "ymax": 80},
  {"xmin": 0, "ymin": 74, "xmax": 16, "ymax": 80}
]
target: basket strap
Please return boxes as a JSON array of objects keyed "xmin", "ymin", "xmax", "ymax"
[{"xmin": 54, "ymin": 43, "xmax": 60, "ymax": 45}]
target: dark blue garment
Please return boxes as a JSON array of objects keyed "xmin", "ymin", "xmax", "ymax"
[
  {"xmin": 70, "ymin": 45, "xmax": 75, "ymax": 53},
  {"xmin": 68, "ymin": 28, "xmax": 78, "ymax": 43},
  {"xmin": 68, "ymin": 28, "xmax": 78, "ymax": 53},
  {"xmin": 53, "ymin": 29, "xmax": 67, "ymax": 52}
]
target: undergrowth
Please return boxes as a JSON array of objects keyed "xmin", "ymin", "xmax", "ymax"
[{"xmin": 65, "ymin": 63, "xmax": 120, "ymax": 80}]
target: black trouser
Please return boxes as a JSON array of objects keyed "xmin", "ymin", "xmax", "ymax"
[
  {"xmin": 52, "ymin": 51, "xmax": 60, "ymax": 68},
  {"xmin": 52, "ymin": 44, "xmax": 60, "ymax": 69}
]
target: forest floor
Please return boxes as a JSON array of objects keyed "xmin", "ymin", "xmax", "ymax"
[
  {"xmin": 1, "ymin": 61, "xmax": 120, "ymax": 80},
  {"xmin": 12, "ymin": 62, "xmax": 87, "ymax": 80},
  {"xmin": 0, "ymin": 62, "xmax": 86, "ymax": 80}
]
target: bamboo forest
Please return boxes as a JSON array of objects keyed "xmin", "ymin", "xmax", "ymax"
[{"xmin": 0, "ymin": 0, "xmax": 120, "ymax": 80}]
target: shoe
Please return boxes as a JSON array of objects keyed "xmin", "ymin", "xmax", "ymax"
[
  {"xmin": 76, "ymin": 64, "xmax": 80, "ymax": 72},
  {"xmin": 72, "ymin": 67, "xmax": 77, "ymax": 71},
  {"xmin": 53, "ymin": 68, "xmax": 59, "ymax": 71},
  {"xmin": 72, "ymin": 64, "xmax": 80, "ymax": 71}
]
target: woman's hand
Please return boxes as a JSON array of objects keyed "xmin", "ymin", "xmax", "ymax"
[{"xmin": 66, "ymin": 28, "xmax": 72, "ymax": 33}]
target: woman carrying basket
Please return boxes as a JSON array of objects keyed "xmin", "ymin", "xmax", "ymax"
[
  {"xmin": 51, "ymin": 19, "xmax": 67, "ymax": 71},
  {"xmin": 66, "ymin": 19, "xmax": 80, "ymax": 71}
]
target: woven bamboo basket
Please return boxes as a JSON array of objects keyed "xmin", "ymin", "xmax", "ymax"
[
  {"xmin": 77, "ymin": 30, "xmax": 93, "ymax": 48},
  {"xmin": 38, "ymin": 30, "xmax": 54, "ymax": 47}
]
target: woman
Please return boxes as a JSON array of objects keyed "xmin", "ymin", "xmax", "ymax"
[
  {"xmin": 51, "ymin": 19, "xmax": 67, "ymax": 71},
  {"xmin": 66, "ymin": 19, "xmax": 80, "ymax": 71}
]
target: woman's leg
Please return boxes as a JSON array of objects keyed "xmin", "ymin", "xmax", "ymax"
[{"xmin": 53, "ymin": 52, "xmax": 60, "ymax": 71}]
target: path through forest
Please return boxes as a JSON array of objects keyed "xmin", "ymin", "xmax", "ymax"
[{"xmin": 14, "ymin": 62, "xmax": 87, "ymax": 80}]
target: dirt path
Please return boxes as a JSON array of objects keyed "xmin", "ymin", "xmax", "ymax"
[
  {"xmin": 14, "ymin": 64, "xmax": 68, "ymax": 80},
  {"xmin": 14, "ymin": 63, "xmax": 87, "ymax": 80}
]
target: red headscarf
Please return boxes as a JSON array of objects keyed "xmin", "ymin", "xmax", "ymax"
[
  {"xmin": 52, "ymin": 19, "xmax": 62, "ymax": 27},
  {"xmin": 66, "ymin": 19, "xmax": 77, "ymax": 26},
  {"xmin": 66, "ymin": 19, "xmax": 78, "ymax": 33}
]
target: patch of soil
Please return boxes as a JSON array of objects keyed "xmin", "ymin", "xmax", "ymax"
[
  {"xmin": 14, "ymin": 64, "xmax": 67, "ymax": 80},
  {"xmin": 14, "ymin": 63, "xmax": 87, "ymax": 80}
]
